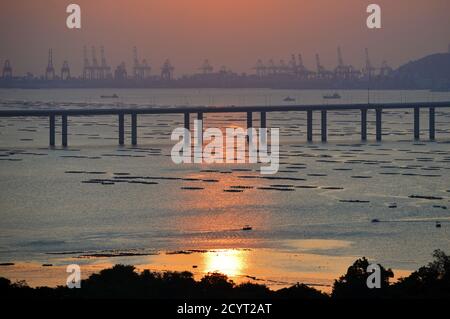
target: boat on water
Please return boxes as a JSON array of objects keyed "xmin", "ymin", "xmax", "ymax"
[
  {"xmin": 100, "ymin": 94, "xmax": 119, "ymax": 98},
  {"xmin": 323, "ymin": 92, "xmax": 341, "ymax": 99},
  {"xmin": 283, "ymin": 96, "xmax": 296, "ymax": 102}
]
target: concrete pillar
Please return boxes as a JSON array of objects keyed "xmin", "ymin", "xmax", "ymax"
[
  {"xmin": 260, "ymin": 112, "xmax": 267, "ymax": 128},
  {"xmin": 376, "ymin": 108, "xmax": 382, "ymax": 142},
  {"xmin": 361, "ymin": 109, "xmax": 367, "ymax": 141},
  {"xmin": 196, "ymin": 112, "xmax": 203, "ymax": 148},
  {"xmin": 429, "ymin": 107, "xmax": 435, "ymax": 141},
  {"xmin": 118, "ymin": 113, "xmax": 124, "ymax": 146},
  {"xmin": 131, "ymin": 113, "xmax": 137, "ymax": 146},
  {"xmin": 184, "ymin": 112, "xmax": 190, "ymax": 130},
  {"xmin": 247, "ymin": 112, "xmax": 253, "ymax": 130},
  {"xmin": 321, "ymin": 110, "xmax": 327, "ymax": 142},
  {"xmin": 414, "ymin": 107, "xmax": 420, "ymax": 140},
  {"xmin": 62, "ymin": 115, "xmax": 68, "ymax": 147},
  {"xmin": 246, "ymin": 112, "xmax": 253, "ymax": 143},
  {"xmin": 307, "ymin": 110, "xmax": 313, "ymax": 142},
  {"xmin": 49, "ymin": 114, "xmax": 55, "ymax": 147},
  {"xmin": 197, "ymin": 112, "xmax": 203, "ymax": 130}
]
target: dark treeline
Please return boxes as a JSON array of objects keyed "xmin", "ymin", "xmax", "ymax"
[{"xmin": 1, "ymin": 250, "xmax": 449, "ymax": 299}]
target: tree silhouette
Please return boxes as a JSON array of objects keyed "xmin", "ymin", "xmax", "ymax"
[
  {"xmin": 198, "ymin": 272, "xmax": 235, "ymax": 298},
  {"xmin": 392, "ymin": 249, "xmax": 450, "ymax": 298},
  {"xmin": 332, "ymin": 257, "xmax": 393, "ymax": 298},
  {"xmin": 275, "ymin": 283, "xmax": 328, "ymax": 299},
  {"xmin": 2, "ymin": 251, "xmax": 450, "ymax": 299}
]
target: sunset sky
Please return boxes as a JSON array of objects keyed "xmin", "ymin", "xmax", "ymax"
[{"xmin": 1, "ymin": 0, "xmax": 449, "ymax": 76}]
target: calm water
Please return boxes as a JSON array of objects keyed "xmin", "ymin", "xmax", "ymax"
[{"xmin": 0, "ymin": 88, "xmax": 450, "ymax": 288}]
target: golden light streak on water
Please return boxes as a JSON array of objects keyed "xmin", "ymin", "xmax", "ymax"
[{"xmin": 204, "ymin": 249, "xmax": 246, "ymax": 277}]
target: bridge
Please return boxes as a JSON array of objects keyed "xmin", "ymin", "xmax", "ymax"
[{"xmin": 0, "ymin": 101, "xmax": 449, "ymax": 147}]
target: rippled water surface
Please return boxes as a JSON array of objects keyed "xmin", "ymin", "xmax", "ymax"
[{"xmin": 0, "ymin": 88, "xmax": 449, "ymax": 288}]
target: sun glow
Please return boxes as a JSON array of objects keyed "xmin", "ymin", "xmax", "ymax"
[{"xmin": 204, "ymin": 249, "xmax": 246, "ymax": 277}]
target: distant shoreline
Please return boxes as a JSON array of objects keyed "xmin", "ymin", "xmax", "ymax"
[{"xmin": 0, "ymin": 81, "xmax": 447, "ymax": 91}]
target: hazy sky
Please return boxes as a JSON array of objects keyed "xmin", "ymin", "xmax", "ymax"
[{"xmin": 1, "ymin": 0, "xmax": 449, "ymax": 77}]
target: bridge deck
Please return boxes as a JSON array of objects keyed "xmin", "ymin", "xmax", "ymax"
[
  {"xmin": 0, "ymin": 101, "xmax": 449, "ymax": 117},
  {"xmin": 0, "ymin": 101, "xmax": 449, "ymax": 146}
]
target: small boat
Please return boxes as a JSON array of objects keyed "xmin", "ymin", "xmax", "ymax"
[
  {"xmin": 100, "ymin": 94, "xmax": 119, "ymax": 99},
  {"xmin": 242, "ymin": 225, "xmax": 252, "ymax": 231},
  {"xmin": 323, "ymin": 92, "xmax": 341, "ymax": 99},
  {"xmin": 388, "ymin": 203, "xmax": 397, "ymax": 208},
  {"xmin": 283, "ymin": 96, "xmax": 296, "ymax": 102},
  {"xmin": 436, "ymin": 221, "xmax": 442, "ymax": 228}
]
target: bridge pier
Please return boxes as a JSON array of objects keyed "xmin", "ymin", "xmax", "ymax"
[
  {"xmin": 184, "ymin": 112, "xmax": 190, "ymax": 130},
  {"xmin": 247, "ymin": 112, "xmax": 253, "ymax": 143},
  {"xmin": 197, "ymin": 112, "xmax": 203, "ymax": 124},
  {"xmin": 62, "ymin": 115, "xmax": 68, "ymax": 147},
  {"xmin": 414, "ymin": 107, "xmax": 420, "ymax": 140},
  {"xmin": 247, "ymin": 112, "xmax": 253, "ymax": 130},
  {"xmin": 361, "ymin": 109, "xmax": 367, "ymax": 141},
  {"xmin": 131, "ymin": 113, "xmax": 137, "ymax": 146},
  {"xmin": 429, "ymin": 107, "xmax": 435, "ymax": 140},
  {"xmin": 197, "ymin": 112, "xmax": 203, "ymax": 147},
  {"xmin": 307, "ymin": 110, "xmax": 313, "ymax": 142},
  {"xmin": 376, "ymin": 108, "xmax": 382, "ymax": 142},
  {"xmin": 49, "ymin": 114, "xmax": 55, "ymax": 147},
  {"xmin": 321, "ymin": 110, "xmax": 327, "ymax": 142},
  {"xmin": 260, "ymin": 112, "xmax": 266, "ymax": 128},
  {"xmin": 118, "ymin": 113, "xmax": 124, "ymax": 146}
]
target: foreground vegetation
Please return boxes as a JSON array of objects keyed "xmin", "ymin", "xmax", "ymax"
[{"xmin": 1, "ymin": 250, "xmax": 449, "ymax": 299}]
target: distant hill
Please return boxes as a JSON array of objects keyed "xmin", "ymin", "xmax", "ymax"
[{"xmin": 395, "ymin": 53, "xmax": 450, "ymax": 89}]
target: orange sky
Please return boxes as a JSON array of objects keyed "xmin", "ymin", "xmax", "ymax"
[{"xmin": 0, "ymin": 0, "xmax": 449, "ymax": 76}]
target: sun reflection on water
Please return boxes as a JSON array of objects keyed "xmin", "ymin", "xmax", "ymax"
[{"xmin": 204, "ymin": 249, "xmax": 246, "ymax": 277}]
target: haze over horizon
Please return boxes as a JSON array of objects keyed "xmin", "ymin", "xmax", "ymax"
[{"xmin": 1, "ymin": 0, "xmax": 449, "ymax": 77}]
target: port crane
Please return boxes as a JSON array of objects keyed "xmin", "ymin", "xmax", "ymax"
[
  {"xmin": 199, "ymin": 59, "xmax": 214, "ymax": 74},
  {"xmin": 2, "ymin": 60, "xmax": 12, "ymax": 79},
  {"xmin": 161, "ymin": 59, "xmax": 174, "ymax": 80},
  {"xmin": 315, "ymin": 53, "xmax": 333, "ymax": 79},
  {"xmin": 45, "ymin": 49, "xmax": 55, "ymax": 80},
  {"xmin": 60, "ymin": 60, "xmax": 71, "ymax": 80},
  {"xmin": 99, "ymin": 46, "xmax": 111, "ymax": 80}
]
